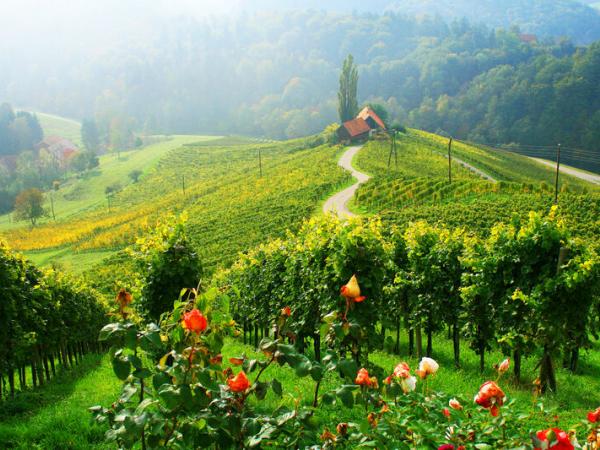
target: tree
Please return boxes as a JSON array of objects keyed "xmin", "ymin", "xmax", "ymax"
[
  {"xmin": 338, "ymin": 54, "xmax": 359, "ymax": 123},
  {"xmin": 71, "ymin": 151, "xmax": 99, "ymax": 173},
  {"xmin": 366, "ymin": 103, "xmax": 390, "ymax": 127},
  {"xmin": 81, "ymin": 119, "xmax": 100, "ymax": 153},
  {"xmin": 14, "ymin": 188, "xmax": 46, "ymax": 226},
  {"xmin": 129, "ymin": 169, "xmax": 142, "ymax": 183}
]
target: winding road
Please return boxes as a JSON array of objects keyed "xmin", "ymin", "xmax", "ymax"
[
  {"xmin": 529, "ymin": 157, "xmax": 600, "ymax": 185},
  {"xmin": 323, "ymin": 146, "xmax": 369, "ymax": 219}
]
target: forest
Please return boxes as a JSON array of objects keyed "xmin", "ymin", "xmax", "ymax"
[{"xmin": 1, "ymin": 2, "xmax": 600, "ymax": 170}]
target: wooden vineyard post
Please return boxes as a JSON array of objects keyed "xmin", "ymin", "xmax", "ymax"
[
  {"xmin": 554, "ymin": 143, "xmax": 561, "ymax": 204},
  {"xmin": 182, "ymin": 175, "xmax": 186, "ymax": 197},
  {"xmin": 259, "ymin": 147, "xmax": 263, "ymax": 178},
  {"xmin": 448, "ymin": 137, "xmax": 453, "ymax": 184},
  {"xmin": 50, "ymin": 192, "xmax": 56, "ymax": 220}
]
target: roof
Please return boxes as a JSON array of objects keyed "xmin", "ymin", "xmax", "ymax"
[
  {"xmin": 36, "ymin": 135, "xmax": 79, "ymax": 160},
  {"xmin": 341, "ymin": 118, "xmax": 371, "ymax": 138},
  {"xmin": 358, "ymin": 106, "xmax": 386, "ymax": 130}
]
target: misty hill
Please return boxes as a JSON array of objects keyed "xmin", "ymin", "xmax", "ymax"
[{"xmin": 239, "ymin": 0, "xmax": 600, "ymax": 44}]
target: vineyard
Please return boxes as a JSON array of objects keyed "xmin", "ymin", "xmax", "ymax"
[
  {"xmin": 85, "ymin": 210, "xmax": 600, "ymax": 448},
  {"xmin": 2, "ymin": 136, "xmax": 350, "ymax": 274},
  {"xmin": 2, "ymin": 127, "xmax": 600, "ymax": 448},
  {"xmin": 0, "ymin": 242, "xmax": 106, "ymax": 402}
]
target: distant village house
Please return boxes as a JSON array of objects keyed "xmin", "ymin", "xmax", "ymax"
[
  {"xmin": 337, "ymin": 106, "xmax": 387, "ymax": 142},
  {"xmin": 36, "ymin": 136, "xmax": 79, "ymax": 168}
]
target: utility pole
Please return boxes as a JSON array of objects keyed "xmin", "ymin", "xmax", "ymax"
[
  {"xmin": 107, "ymin": 194, "xmax": 111, "ymax": 213},
  {"xmin": 182, "ymin": 175, "xmax": 186, "ymax": 197},
  {"xmin": 554, "ymin": 143, "xmax": 561, "ymax": 204},
  {"xmin": 387, "ymin": 130, "xmax": 399, "ymax": 171},
  {"xmin": 448, "ymin": 137, "xmax": 453, "ymax": 184},
  {"xmin": 50, "ymin": 192, "xmax": 56, "ymax": 220},
  {"xmin": 258, "ymin": 148, "xmax": 263, "ymax": 178}
]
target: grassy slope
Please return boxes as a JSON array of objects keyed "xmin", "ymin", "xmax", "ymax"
[
  {"xmin": 34, "ymin": 112, "xmax": 83, "ymax": 147},
  {"xmin": 3, "ymin": 334, "xmax": 597, "ymax": 449},
  {"xmin": 0, "ymin": 354, "xmax": 120, "ymax": 449},
  {"xmin": 352, "ymin": 131, "xmax": 600, "ymax": 244},
  {"xmin": 2, "ymin": 139, "xmax": 350, "ymax": 274},
  {"xmin": 1, "ymin": 136, "xmax": 217, "ymax": 273}
]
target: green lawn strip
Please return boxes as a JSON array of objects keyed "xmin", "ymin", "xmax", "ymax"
[
  {"xmin": 24, "ymin": 248, "xmax": 117, "ymax": 274},
  {"xmin": 224, "ymin": 333, "xmax": 600, "ymax": 432},
  {"xmin": 0, "ymin": 353, "xmax": 120, "ymax": 450}
]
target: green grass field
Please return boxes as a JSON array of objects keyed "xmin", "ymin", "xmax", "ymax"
[
  {"xmin": 34, "ymin": 111, "xmax": 83, "ymax": 147},
  {"xmin": 2, "ymin": 332, "xmax": 597, "ymax": 449}
]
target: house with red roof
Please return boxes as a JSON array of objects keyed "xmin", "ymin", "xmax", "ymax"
[
  {"xmin": 337, "ymin": 106, "xmax": 387, "ymax": 142},
  {"xmin": 36, "ymin": 135, "xmax": 79, "ymax": 168}
]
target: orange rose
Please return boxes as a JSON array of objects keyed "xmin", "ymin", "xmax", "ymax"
[
  {"xmin": 355, "ymin": 368, "xmax": 372, "ymax": 387},
  {"xmin": 116, "ymin": 288, "xmax": 133, "ymax": 317},
  {"xmin": 183, "ymin": 309, "xmax": 208, "ymax": 334},
  {"xmin": 496, "ymin": 357, "xmax": 510, "ymax": 374},
  {"xmin": 340, "ymin": 275, "xmax": 366, "ymax": 303},
  {"xmin": 281, "ymin": 306, "xmax": 291, "ymax": 317},
  {"xmin": 227, "ymin": 371, "xmax": 250, "ymax": 393},
  {"xmin": 449, "ymin": 398, "xmax": 462, "ymax": 410},
  {"xmin": 474, "ymin": 381, "xmax": 505, "ymax": 416}
]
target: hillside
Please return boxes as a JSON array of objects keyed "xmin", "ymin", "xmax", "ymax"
[
  {"xmin": 34, "ymin": 111, "xmax": 82, "ymax": 146},
  {"xmin": 352, "ymin": 130, "xmax": 600, "ymax": 244},
  {"xmin": 2, "ymin": 135, "xmax": 350, "ymax": 274}
]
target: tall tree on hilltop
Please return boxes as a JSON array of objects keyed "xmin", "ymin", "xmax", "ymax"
[{"xmin": 338, "ymin": 54, "xmax": 359, "ymax": 123}]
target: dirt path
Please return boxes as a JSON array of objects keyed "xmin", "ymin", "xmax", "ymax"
[
  {"xmin": 323, "ymin": 145, "xmax": 369, "ymax": 219},
  {"xmin": 529, "ymin": 157, "xmax": 600, "ymax": 185}
]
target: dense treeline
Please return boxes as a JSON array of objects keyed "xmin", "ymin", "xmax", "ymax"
[
  {"xmin": 0, "ymin": 241, "xmax": 107, "ymax": 400},
  {"xmin": 412, "ymin": 41, "xmax": 600, "ymax": 166},
  {"xmin": 220, "ymin": 212, "xmax": 600, "ymax": 392},
  {"xmin": 3, "ymin": 7, "xmax": 600, "ymax": 166}
]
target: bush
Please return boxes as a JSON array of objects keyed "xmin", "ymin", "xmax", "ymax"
[{"xmin": 129, "ymin": 214, "xmax": 202, "ymax": 321}]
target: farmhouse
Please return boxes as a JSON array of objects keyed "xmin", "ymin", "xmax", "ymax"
[
  {"xmin": 36, "ymin": 135, "xmax": 79, "ymax": 167},
  {"xmin": 337, "ymin": 106, "xmax": 387, "ymax": 142}
]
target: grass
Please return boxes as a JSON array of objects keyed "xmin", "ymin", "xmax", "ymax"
[
  {"xmin": 0, "ymin": 135, "xmax": 216, "ymax": 230},
  {"xmin": 1, "ymin": 333, "xmax": 596, "ymax": 449},
  {"xmin": 226, "ymin": 333, "xmax": 600, "ymax": 432},
  {"xmin": 0, "ymin": 353, "xmax": 120, "ymax": 449},
  {"xmin": 33, "ymin": 111, "xmax": 83, "ymax": 147},
  {"xmin": 24, "ymin": 248, "xmax": 117, "ymax": 274}
]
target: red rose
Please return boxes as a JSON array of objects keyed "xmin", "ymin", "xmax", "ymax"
[
  {"xmin": 183, "ymin": 309, "xmax": 208, "ymax": 334},
  {"xmin": 355, "ymin": 368, "xmax": 372, "ymax": 387},
  {"xmin": 442, "ymin": 408, "xmax": 451, "ymax": 418},
  {"xmin": 588, "ymin": 407, "xmax": 600, "ymax": 423},
  {"xmin": 227, "ymin": 371, "xmax": 250, "ymax": 393},
  {"xmin": 438, "ymin": 445, "xmax": 455, "ymax": 450},
  {"xmin": 534, "ymin": 428, "xmax": 574, "ymax": 450},
  {"xmin": 393, "ymin": 362, "xmax": 411, "ymax": 379},
  {"xmin": 281, "ymin": 306, "xmax": 291, "ymax": 317}
]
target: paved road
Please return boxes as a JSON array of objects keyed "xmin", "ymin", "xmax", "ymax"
[
  {"xmin": 529, "ymin": 157, "xmax": 600, "ymax": 185},
  {"xmin": 441, "ymin": 153, "xmax": 497, "ymax": 183},
  {"xmin": 323, "ymin": 146, "xmax": 369, "ymax": 219}
]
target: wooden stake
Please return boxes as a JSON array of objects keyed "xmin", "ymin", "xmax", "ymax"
[
  {"xmin": 448, "ymin": 137, "xmax": 453, "ymax": 184},
  {"xmin": 554, "ymin": 143, "xmax": 561, "ymax": 204}
]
